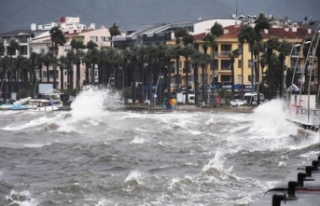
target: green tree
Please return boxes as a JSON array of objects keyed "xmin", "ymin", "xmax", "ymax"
[
  {"xmin": 181, "ymin": 36, "xmax": 195, "ymax": 104},
  {"xmin": 229, "ymin": 49, "xmax": 241, "ymax": 98},
  {"xmin": 50, "ymin": 26, "xmax": 67, "ymax": 88},
  {"xmin": 109, "ymin": 23, "xmax": 121, "ymax": 48},
  {"xmin": 209, "ymin": 22, "xmax": 224, "ymax": 106},
  {"xmin": 277, "ymin": 39, "xmax": 293, "ymax": 98},
  {"xmin": 58, "ymin": 56, "xmax": 67, "ymax": 89},
  {"xmin": 66, "ymin": 50, "xmax": 75, "ymax": 89},
  {"xmin": 191, "ymin": 51, "xmax": 209, "ymax": 106},
  {"xmin": 42, "ymin": 52, "xmax": 53, "ymax": 83},
  {"xmin": 8, "ymin": 40, "xmax": 20, "ymax": 94},
  {"xmin": 0, "ymin": 56, "xmax": 12, "ymax": 101}
]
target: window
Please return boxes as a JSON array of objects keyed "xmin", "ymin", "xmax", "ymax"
[
  {"xmin": 43, "ymin": 71, "xmax": 47, "ymax": 78},
  {"xmin": 238, "ymin": 60, "xmax": 242, "ymax": 68},
  {"xmin": 238, "ymin": 75, "xmax": 242, "ymax": 84},
  {"xmin": 20, "ymin": 46, "xmax": 28, "ymax": 55},
  {"xmin": 248, "ymin": 75, "xmax": 251, "ymax": 82},
  {"xmin": 221, "ymin": 60, "xmax": 231, "ymax": 70},
  {"xmin": 90, "ymin": 36, "xmax": 98, "ymax": 42},
  {"xmin": 64, "ymin": 71, "xmax": 67, "ymax": 76},
  {"xmin": 49, "ymin": 70, "xmax": 58, "ymax": 78},
  {"xmin": 221, "ymin": 75, "xmax": 231, "ymax": 82},
  {"xmin": 212, "ymin": 60, "xmax": 218, "ymax": 70},
  {"xmin": 40, "ymin": 48, "xmax": 45, "ymax": 54},
  {"xmin": 64, "ymin": 47, "xmax": 71, "ymax": 52},
  {"xmin": 101, "ymin": 36, "xmax": 110, "ymax": 42},
  {"xmin": 221, "ymin": 44, "xmax": 232, "ymax": 52}
]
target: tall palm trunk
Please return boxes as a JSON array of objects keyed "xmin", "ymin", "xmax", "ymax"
[
  {"xmin": 194, "ymin": 63, "xmax": 199, "ymax": 107},
  {"xmin": 279, "ymin": 53, "xmax": 285, "ymax": 98},
  {"xmin": 139, "ymin": 63, "xmax": 144, "ymax": 103},
  {"xmin": 211, "ymin": 46, "xmax": 215, "ymax": 106},
  {"xmin": 241, "ymin": 43, "xmax": 245, "ymax": 99},
  {"xmin": 46, "ymin": 66, "xmax": 49, "ymax": 82},
  {"xmin": 231, "ymin": 58, "xmax": 235, "ymax": 97},
  {"xmin": 148, "ymin": 60, "xmax": 152, "ymax": 104},
  {"xmin": 132, "ymin": 66, "xmax": 136, "ymax": 103},
  {"xmin": 185, "ymin": 58, "xmax": 189, "ymax": 104},
  {"xmin": 175, "ymin": 56, "xmax": 179, "ymax": 95},
  {"xmin": 250, "ymin": 43, "xmax": 254, "ymax": 93},
  {"xmin": 60, "ymin": 67, "xmax": 64, "ymax": 89},
  {"xmin": 203, "ymin": 47, "xmax": 207, "ymax": 104}
]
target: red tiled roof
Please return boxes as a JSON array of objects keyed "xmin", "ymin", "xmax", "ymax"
[{"xmin": 193, "ymin": 32, "xmax": 206, "ymax": 40}]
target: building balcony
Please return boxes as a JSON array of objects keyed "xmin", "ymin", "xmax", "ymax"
[{"xmin": 214, "ymin": 51, "xmax": 231, "ymax": 57}]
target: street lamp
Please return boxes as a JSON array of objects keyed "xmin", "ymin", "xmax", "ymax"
[
  {"xmin": 154, "ymin": 75, "xmax": 163, "ymax": 107},
  {"xmin": 33, "ymin": 78, "xmax": 41, "ymax": 99},
  {"xmin": 77, "ymin": 78, "xmax": 85, "ymax": 93},
  {"xmin": 118, "ymin": 67, "xmax": 125, "ymax": 89},
  {"xmin": 210, "ymin": 74, "xmax": 217, "ymax": 106},
  {"xmin": 250, "ymin": 60, "xmax": 257, "ymax": 93}
]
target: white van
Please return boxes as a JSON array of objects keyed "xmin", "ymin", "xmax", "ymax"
[
  {"xmin": 177, "ymin": 93, "xmax": 195, "ymax": 104},
  {"xmin": 244, "ymin": 93, "xmax": 264, "ymax": 105}
]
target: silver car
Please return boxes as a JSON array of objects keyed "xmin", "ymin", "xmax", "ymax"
[{"xmin": 230, "ymin": 99, "xmax": 246, "ymax": 107}]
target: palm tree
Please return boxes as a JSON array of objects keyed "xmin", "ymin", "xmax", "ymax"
[
  {"xmin": 36, "ymin": 53, "xmax": 43, "ymax": 82},
  {"xmin": 174, "ymin": 27, "xmax": 187, "ymax": 44},
  {"xmin": 70, "ymin": 39, "xmax": 86, "ymax": 88},
  {"xmin": 16, "ymin": 55, "xmax": 32, "ymax": 97},
  {"xmin": 254, "ymin": 13, "xmax": 270, "ymax": 103},
  {"xmin": 8, "ymin": 40, "xmax": 20, "ymax": 94},
  {"xmin": 265, "ymin": 37, "xmax": 281, "ymax": 99},
  {"xmin": 42, "ymin": 52, "xmax": 53, "ymax": 83},
  {"xmin": 164, "ymin": 46, "xmax": 175, "ymax": 101},
  {"xmin": 58, "ymin": 56, "xmax": 67, "ymax": 89},
  {"xmin": 73, "ymin": 50, "xmax": 85, "ymax": 91},
  {"xmin": 86, "ymin": 41, "xmax": 98, "ymax": 83},
  {"xmin": 29, "ymin": 52, "xmax": 38, "ymax": 91},
  {"xmin": 0, "ymin": 42, "xmax": 4, "ymax": 54},
  {"xmin": 145, "ymin": 44, "xmax": 157, "ymax": 103},
  {"xmin": 82, "ymin": 51, "xmax": 92, "ymax": 84},
  {"xmin": 174, "ymin": 27, "xmax": 187, "ymax": 95},
  {"xmin": 109, "ymin": 23, "xmax": 121, "ymax": 48},
  {"xmin": 229, "ymin": 49, "xmax": 241, "ymax": 98},
  {"xmin": 66, "ymin": 50, "xmax": 75, "ymax": 89},
  {"xmin": 172, "ymin": 45, "xmax": 182, "ymax": 95},
  {"xmin": 238, "ymin": 25, "xmax": 261, "ymax": 95},
  {"xmin": 0, "ymin": 56, "xmax": 12, "ymax": 101},
  {"xmin": 277, "ymin": 39, "xmax": 293, "ymax": 98},
  {"xmin": 181, "ymin": 34, "xmax": 195, "ymax": 104},
  {"xmin": 191, "ymin": 51, "xmax": 207, "ymax": 106},
  {"xmin": 50, "ymin": 26, "xmax": 67, "ymax": 88},
  {"xmin": 209, "ymin": 22, "xmax": 223, "ymax": 106},
  {"xmin": 132, "ymin": 45, "xmax": 147, "ymax": 103}
]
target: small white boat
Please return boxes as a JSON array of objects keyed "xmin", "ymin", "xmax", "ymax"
[{"xmin": 28, "ymin": 99, "xmax": 62, "ymax": 111}]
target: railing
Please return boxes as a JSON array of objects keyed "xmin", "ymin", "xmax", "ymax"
[{"xmin": 214, "ymin": 51, "xmax": 231, "ymax": 57}]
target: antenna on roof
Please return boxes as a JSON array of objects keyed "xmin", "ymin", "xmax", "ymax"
[{"xmin": 236, "ymin": 0, "xmax": 238, "ymax": 19}]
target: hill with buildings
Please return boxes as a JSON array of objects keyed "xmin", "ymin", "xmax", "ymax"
[{"xmin": 0, "ymin": 0, "xmax": 320, "ymax": 33}]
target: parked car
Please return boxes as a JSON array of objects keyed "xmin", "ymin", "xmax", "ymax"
[{"xmin": 230, "ymin": 99, "xmax": 246, "ymax": 107}]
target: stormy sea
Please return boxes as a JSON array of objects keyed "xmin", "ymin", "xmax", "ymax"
[{"xmin": 0, "ymin": 87, "xmax": 319, "ymax": 206}]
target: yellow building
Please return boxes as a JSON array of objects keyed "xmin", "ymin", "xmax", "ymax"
[{"xmin": 168, "ymin": 25, "xmax": 318, "ymax": 95}]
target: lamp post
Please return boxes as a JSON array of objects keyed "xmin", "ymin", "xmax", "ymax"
[
  {"xmin": 250, "ymin": 60, "xmax": 257, "ymax": 93},
  {"xmin": 118, "ymin": 67, "xmax": 125, "ymax": 89},
  {"xmin": 154, "ymin": 75, "xmax": 163, "ymax": 107},
  {"xmin": 210, "ymin": 74, "xmax": 217, "ymax": 106},
  {"xmin": 77, "ymin": 78, "xmax": 85, "ymax": 94},
  {"xmin": 33, "ymin": 78, "xmax": 41, "ymax": 99}
]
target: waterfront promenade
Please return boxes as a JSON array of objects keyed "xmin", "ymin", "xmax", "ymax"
[{"xmin": 59, "ymin": 104, "xmax": 254, "ymax": 113}]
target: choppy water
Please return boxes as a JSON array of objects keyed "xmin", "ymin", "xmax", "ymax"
[{"xmin": 0, "ymin": 87, "xmax": 319, "ymax": 206}]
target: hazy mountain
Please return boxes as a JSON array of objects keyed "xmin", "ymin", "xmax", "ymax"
[{"xmin": 0, "ymin": 0, "xmax": 319, "ymax": 33}]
